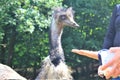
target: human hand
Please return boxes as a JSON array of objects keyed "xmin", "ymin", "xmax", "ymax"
[
  {"xmin": 98, "ymin": 47, "xmax": 120, "ymax": 79},
  {"xmin": 71, "ymin": 48, "xmax": 120, "ymax": 79}
]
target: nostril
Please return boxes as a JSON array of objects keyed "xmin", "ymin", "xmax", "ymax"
[
  {"xmin": 73, "ymin": 23, "xmax": 76, "ymax": 25},
  {"xmin": 73, "ymin": 22, "xmax": 79, "ymax": 27},
  {"xmin": 73, "ymin": 23, "xmax": 76, "ymax": 26}
]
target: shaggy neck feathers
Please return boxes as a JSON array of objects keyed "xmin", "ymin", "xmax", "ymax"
[{"xmin": 49, "ymin": 16, "xmax": 65, "ymax": 66}]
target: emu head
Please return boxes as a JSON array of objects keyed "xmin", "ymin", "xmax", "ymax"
[{"xmin": 53, "ymin": 7, "xmax": 79, "ymax": 27}]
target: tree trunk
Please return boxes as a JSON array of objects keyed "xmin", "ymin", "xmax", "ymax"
[{"xmin": 7, "ymin": 27, "xmax": 16, "ymax": 66}]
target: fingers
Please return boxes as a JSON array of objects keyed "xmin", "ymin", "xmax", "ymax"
[
  {"xmin": 109, "ymin": 47, "xmax": 120, "ymax": 53},
  {"xmin": 100, "ymin": 56, "xmax": 116, "ymax": 70},
  {"xmin": 104, "ymin": 68, "xmax": 112, "ymax": 79},
  {"xmin": 98, "ymin": 66, "xmax": 105, "ymax": 78},
  {"xmin": 112, "ymin": 63, "xmax": 120, "ymax": 78},
  {"xmin": 112, "ymin": 68, "xmax": 120, "ymax": 78},
  {"xmin": 99, "ymin": 59, "xmax": 120, "ymax": 79},
  {"xmin": 98, "ymin": 66, "xmax": 112, "ymax": 79},
  {"xmin": 98, "ymin": 58, "xmax": 117, "ymax": 79},
  {"xmin": 106, "ymin": 64, "xmax": 117, "ymax": 78}
]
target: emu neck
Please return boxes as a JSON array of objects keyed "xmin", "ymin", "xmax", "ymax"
[
  {"xmin": 50, "ymin": 18, "xmax": 63, "ymax": 51},
  {"xmin": 49, "ymin": 17, "xmax": 65, "ymax": 65}
]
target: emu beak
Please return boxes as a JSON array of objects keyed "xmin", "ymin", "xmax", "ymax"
[
  {"xmin": 70, "ymin": 18, "xmax": 79, "ymax": 27},
  {"xmin": 73, "ymin": 22, "xmax": 79, "ymax": 27},
  {"xmin": 74, "ymin": 23, "xmax": 79, "ymax": 27}
]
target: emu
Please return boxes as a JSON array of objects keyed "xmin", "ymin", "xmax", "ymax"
[
  {"xmin": 35, "ymin": 7, "xmax": 79, "ymax": 80},
  {"xmin": 0, "ymin": 7, "xmax": 79, "ymax": 80}
]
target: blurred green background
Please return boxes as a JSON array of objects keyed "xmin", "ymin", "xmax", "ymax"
[{"xmin": 0, "ymin": 0, "xmax": 120, "ymax": 80}]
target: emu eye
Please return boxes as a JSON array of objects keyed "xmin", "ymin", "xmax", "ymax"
[{"xmin": 60, "ymin": 15, "xmax": 67, "ymax": 20}]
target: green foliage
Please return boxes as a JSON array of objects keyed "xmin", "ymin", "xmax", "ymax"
[
  {"xmin": 0, "ymin": 0, "xmax": 120, "ymax": 79},
  {"xmin": 62, "ymin": 0, "xmax": 120, "ymax": 79},
  {"xmin": 0, "ymin": 0, "xmax": 63, "ymax": 79}
]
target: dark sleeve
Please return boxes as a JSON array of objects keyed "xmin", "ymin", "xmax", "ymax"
[{"xmin": 102, "ymin": 5, "xmax": 117, "ymax": 49}]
